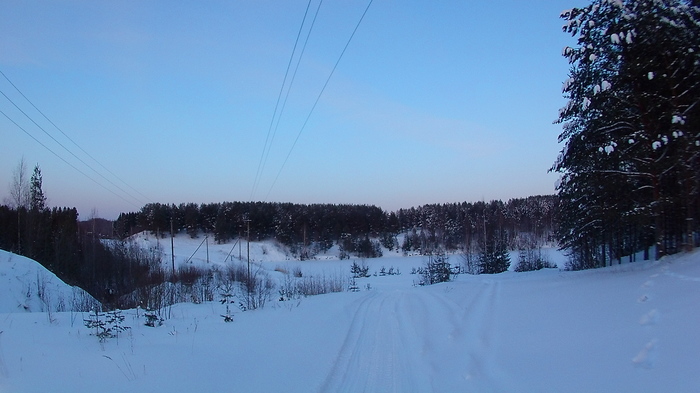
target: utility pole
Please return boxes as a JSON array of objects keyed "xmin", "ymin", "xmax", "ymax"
[
  {"xmin": 303, "ymin": 223, "xmax": 307, "ymax": 261},
  {"xmin": 246, "ymin": 219, "xmax": 251, "ymax": 275},
  {"xmin": 206, "ymin": 236, "xmax": 209, "ymax": 264},
  {"xmin": 244, "ymin": 217, "xmax": 251, "ymax": 309},
  {"xmin": 170, "ymin": 218, "xmax": 175, "ymax": 278},
  {"xmin": 92, "ymin": 213, "xmax": 96, "ymax": 283}
]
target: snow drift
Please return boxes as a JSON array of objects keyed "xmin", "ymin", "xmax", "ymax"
[{"xmin": 0, "ymin": 249, "xmax": 97, "ymax": 314}]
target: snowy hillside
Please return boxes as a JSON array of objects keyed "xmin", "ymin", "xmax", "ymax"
[
  {"xmin": 125, "ymin": 230, "xmax": 558, "ymax": 271},
  {"xmin": 0, "ymin": 247, "xmax": 698, "ymax": 392},
  {"xmin": 126, "ymin": 231, "xmax": 292, "ymax": 268},
  {"xmin": 0, "ymin": 249, "xmax": 97, "ymax": 314}
]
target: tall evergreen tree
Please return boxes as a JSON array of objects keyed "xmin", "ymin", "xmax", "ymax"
[
  {"xmin": 29, "ymin": 164, "xmax": 46, "ymax": 211},
  {"xmin": 553, "ymin": 0, "xmax": 700, "ymax": 266},
  {"xmin": 25, "ymin": 165, "xmax": 50, "ymax": 262}
]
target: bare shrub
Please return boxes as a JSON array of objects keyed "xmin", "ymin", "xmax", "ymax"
[
  {"xmin": 295, "ymin": 271, "xmax": 348, "ymax": 297},
  {"xmin": 515, "ymin": 246, "xmax": 556, "ymax": 272},
  {"xmin": 459, "ymin": 252, "xmax": 480, "ymax": 275},
  {"xmin": 292, "ymin": 265, "xmax": 303, "ymax": 278},
  {"xmin": 71, "ymin": 288, "xmax": 100, "ymax": 312},
  {"xmin": 240, "ymin": 267, "xmax": 275, "ymax": 310}
]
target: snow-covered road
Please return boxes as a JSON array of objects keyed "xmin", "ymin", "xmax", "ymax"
[
  {"xmin": 320, "ymin": 290, "xmax": 433, "ymax": 392},
  {"xmin": 319, "ymin": 279, "xmax": 516, "ymax": 393}
]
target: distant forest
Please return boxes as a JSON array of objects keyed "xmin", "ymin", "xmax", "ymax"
[
  {"xmin": 114, "ymin": 195, "xmax": 558, "ymax": 259},
  {"xmin": 0, "ymin": 194, "xmax": 557, "ymax": 306}
]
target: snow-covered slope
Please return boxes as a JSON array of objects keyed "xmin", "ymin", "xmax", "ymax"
[
  {"xmin": 0, "ymin": 249, "xmax": 97, "ymax": 313},
  {"xmin": 126, "ymin": 230, "xmax": 291, "ymax": 267},
  {"xmin": 0, "ymin": 248, "xmax": 698, "ymax": 392}
]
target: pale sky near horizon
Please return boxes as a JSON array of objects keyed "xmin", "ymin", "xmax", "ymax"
[{"xmin": 1, "ymin": 0, "xmax": 584, "ymax": 220}]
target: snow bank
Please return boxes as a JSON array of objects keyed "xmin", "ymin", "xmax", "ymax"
[{"xmin": 0, "ymin": 249, "xmax": 97, "ymax": 313}]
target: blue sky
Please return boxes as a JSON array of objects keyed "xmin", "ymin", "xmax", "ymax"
[{"xmin": 1, "ymin": 0, "xmax": 584, "ymax": 219}]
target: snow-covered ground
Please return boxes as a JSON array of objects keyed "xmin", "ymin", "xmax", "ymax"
[
  {"xmin": 1, "ymin": 237, "xmax": 699, "ymax": 392},
  {"xmin": 0, "ymin": 250, "xmax": 96, "ymax": 314}
]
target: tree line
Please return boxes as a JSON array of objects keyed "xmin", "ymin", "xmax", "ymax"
[
  {"xmin": 395, "ymin": 196, "xmax": 558, "ymax": 254},
  {"xmin": 1, "ymin": 158, "xmax": 558, "ymax": 308},
  {"xmin": 1, "ymin": 160, "xmax": 166, "ymax": 308},
  {"xmin": 113, "ymin": 195, "xmax": 558, "ymax": 259}
]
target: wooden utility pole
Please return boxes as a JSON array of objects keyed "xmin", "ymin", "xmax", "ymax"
[
  {"xmin": 92, "ymin": 214, "xmax": 96, "ymax": 283},
  {"xmin": 246, "ymin": 219, "xmax": 251, "ymax": 274},
  {"xmin": 302, "ymin": 223, "xmax": 307, "ymax": 260},
  {"xmin": 244, "ymin": 218, "xmax": 251, "ymax": 309},
  {"xmin": 170, "ymin": 218, "xmax": 175, "ymax": 277}
]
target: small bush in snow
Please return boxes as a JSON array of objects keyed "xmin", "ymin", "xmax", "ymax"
[
  {"xmin": 479, "ymin": 236, "xmax": 511, "ymax": 274},
  {"xmin": 144, "ymin": 310, "xmax": 163, "ymax": 327},
  {"xmin": 219, "ymin": 283, "xmax": 235, "ymax": 322},
  {"xmin": 350, "ymin": 260, "xmax": 370, "ymax": 278},
  {"xmin": 292, "ymin": 265, "xmax": 303, "ymax": 278},
  {"xmin": 84, "ymin": 309, "xmax": 130, "ymax": 342},
  {"xmin": 422, "ymin": 252, "xmax": 452, "ymax": 285},
  {"xmin": 515, "ymin": 246, "xmax": 556, "ymax": 272}
]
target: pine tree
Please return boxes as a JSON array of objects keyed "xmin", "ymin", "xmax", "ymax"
[
  {"xmin": 422, "ymin": 251, "xmax": 452, "ymax": 285},
  {"xmin": 479, "ymin": 234, "xmax": 510, "ymax": 274},
  {"xmin": 553, "ymin": 0, "xmax": 700, "ymax": 265},
  {"xmin": 29, "ymin": 164, "xmax": 46, "ymax": 211}
]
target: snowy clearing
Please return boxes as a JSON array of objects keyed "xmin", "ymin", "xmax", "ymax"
[{"xmin": 0, "ymin": 242, "xmax": 698, "ymax": 392}]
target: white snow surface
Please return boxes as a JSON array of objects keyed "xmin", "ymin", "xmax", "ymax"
[
  {"xmin": 1, "ymin": 237, "xmax": 699, "ymax": 392},
  {"xmin": 0, "ymin": 250, "xmax": 95, "ymax": 314}
]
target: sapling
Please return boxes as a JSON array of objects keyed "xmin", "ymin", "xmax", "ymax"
[
  {"xmin": 144, "ymin": 309, "xmax": 163, "ymax": 327},
  {"xmin": 219, "ymin": 285, "xmax": 235, "ymax": 322},
  {"xmin": 84, "ymin": 309, "xmax": 130, "ymax": 342}
]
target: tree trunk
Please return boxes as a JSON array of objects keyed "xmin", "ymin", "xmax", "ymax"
[
  {"xmin": 652, "ymin": 174, "xmax": 665, "ymax": 260},
  {"xmin": 685, "ymin": 178, "xmax": 695, "ymax": 252}
]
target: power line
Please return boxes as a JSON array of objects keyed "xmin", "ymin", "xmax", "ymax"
[
  {"xmin": 0, "ymin": 70, "xmax": 152, "ymax": 204},
  {"xmin": 262, "ymin": 0, "xmax": 325, "ymax": 187},
  {"xmin": 0, "ymin": 87, "xmax": 146, "ymax": 207},
  {"xmin": 250, "ymin": 0, "xmax": 314, "ymax": 200},
  {"xmin": 0, "ymin": 108, "xmax": 141, "ymax": 209},
  {"xmin": 264, "ymin": 0, "xmax": 374, "ymax": 201}
]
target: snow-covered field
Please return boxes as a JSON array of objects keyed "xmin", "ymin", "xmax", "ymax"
[{"xmin": 1, "ymin": 236, "xmax": 699, "ymax": 392}]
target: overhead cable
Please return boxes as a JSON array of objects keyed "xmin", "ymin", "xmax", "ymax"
[
  {"xmin": 0, "ymin": 87, "xmax": 145, "ymax": 207},
  {"xmin": 0, "ymin": 108, "xmax": 141, "ymax": 209},
  {"xmin": 250, "ymin": 0, "xmax": 314, "ymax": 200},
  {"xmin": 0, "ymin": 70, "xmax": 152, "ymax": 204},
  {"xmin": 261, "ymin": 0, "xmax": 325, "ymax": 193},
  {"xmin": 264, "ymin": 0, "xmax": 374, "ymax": 201}
]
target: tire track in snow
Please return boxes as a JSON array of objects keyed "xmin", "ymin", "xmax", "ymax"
[
  {"xmin": 318, "ymin": 292, "xmax": 377, "ymax": 392},
  {"xmin": 416, "ymin": 280, "xmax": 512, "ymax": 392},
  {"xmin": 319, "ymin": 280, "xmax": 511, "ymax": 392},
  {"xmin": 318, "ymin": 291, "xmax": 431, "ymax": 393},
  {"xmin": 456, "ymin": 280, "xmax": 508, "ymax": 391}
]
